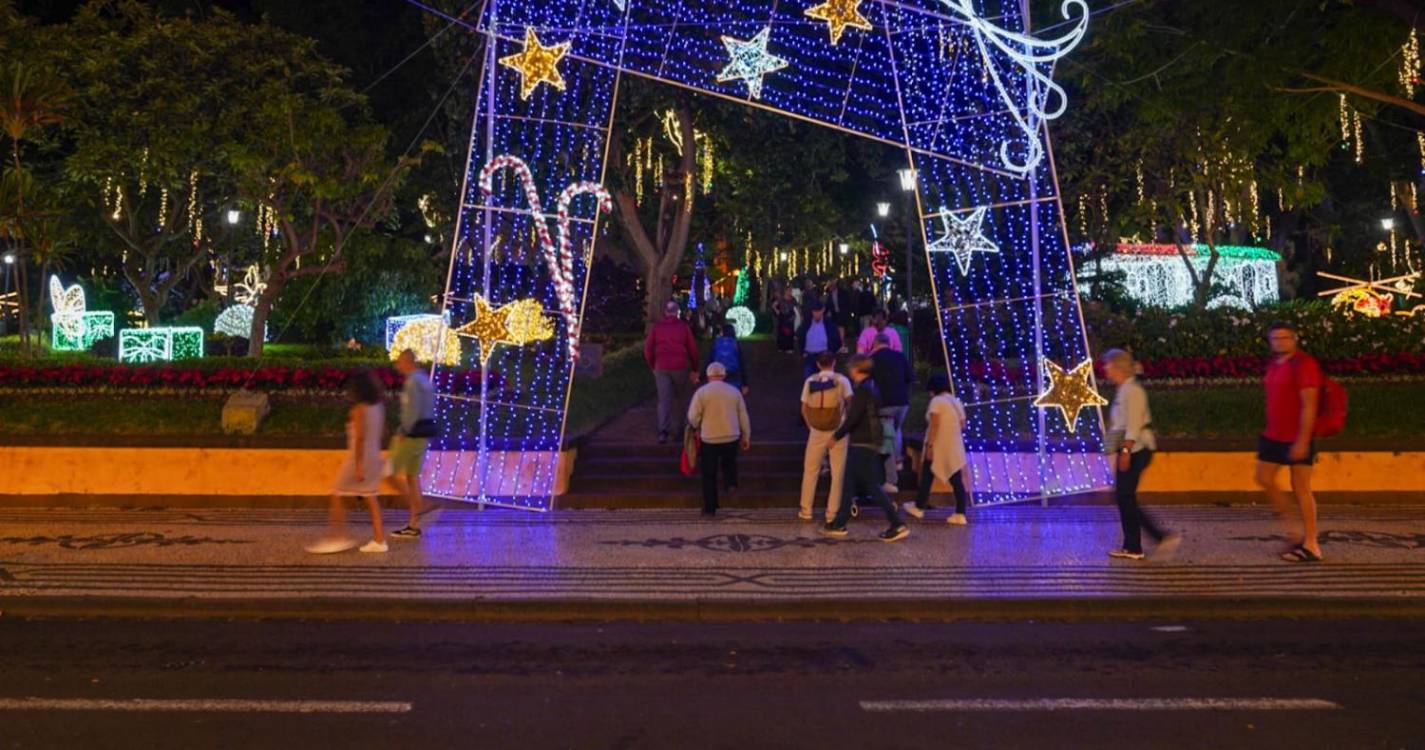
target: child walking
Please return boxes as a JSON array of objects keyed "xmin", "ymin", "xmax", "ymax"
[{"xmin": 306, "ymin": 369, "xmax": 389, "ymax": 554}]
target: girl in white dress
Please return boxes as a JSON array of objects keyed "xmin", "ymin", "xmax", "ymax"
[
  {"xmin": 904, "ymin": 373, "xmax": 971, "ymax": 525},
  {"xmin": 306, "ymin": 370, "xmax": 388, "ymax": 554}
]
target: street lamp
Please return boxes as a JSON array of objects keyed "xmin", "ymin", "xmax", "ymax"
[
  {"xmin": 1381, "ymin": 217, "xmax": 1396, "ymax": 231},
  {"xmin": 778, "ymin": 251, "xmax": 788, "ymax": 261},
  {"xmin": 2, "ymin": 254, "xmax": 13, "ymax": 265},
  {"xmin": 226, "ymin": 209, "xmax": 242, "ymax": 225},
  {"xmin": 876, "ymin": 201, "xmax": 891, "ymax": 217},
  {"xmin": 838, "ymin": 242, "xmax": 849, "ymax": 255},
  {"xmin": 897, "ymin": 168, "xmax": 917, "ymax": 192}
]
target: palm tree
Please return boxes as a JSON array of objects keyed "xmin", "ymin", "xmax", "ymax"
[{"xmin": 0, "ymin": 62, "xmax": 70, "ymax": 354}]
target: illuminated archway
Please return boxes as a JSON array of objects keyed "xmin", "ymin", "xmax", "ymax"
[{"xmin": 427, "ymin": 0, "xmax": 1109, "ymax": 510}]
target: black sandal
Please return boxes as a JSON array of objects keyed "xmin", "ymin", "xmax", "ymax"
[{"xmin": 1281, "ymin": 545, "xmax": 1322, "ymax": 563}]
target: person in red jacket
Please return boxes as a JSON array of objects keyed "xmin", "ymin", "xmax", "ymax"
[{"xmin": 645, "ymin": 300, "xmax": 701, "ymax": 444}]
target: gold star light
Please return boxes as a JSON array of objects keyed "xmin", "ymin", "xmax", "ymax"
[
  {"xmin": 1032, "ymin": 359, "xmax": 1108, "ymax": 429},
  {"xmin": 804, "ymin": 0, "xmax": 872, "ymax": 45},
  {"xmin": 456, "ymin": 295, "xmax": 555, "ymax": 363},
  {"xmin": 499, "ymin": 27, "xmax": 570, "ymax": 100}
]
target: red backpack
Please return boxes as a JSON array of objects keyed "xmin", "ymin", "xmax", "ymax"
[{"xmin": 1315, "ymin": 375, "xmax": 1347, "ymax": 438}]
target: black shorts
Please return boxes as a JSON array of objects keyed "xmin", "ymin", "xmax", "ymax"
[{"xmin": 1257, "ymin": 435, "xmax": 1316, "ymax": 466}]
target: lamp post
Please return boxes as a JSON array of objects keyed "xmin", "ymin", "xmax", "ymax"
[
  {"xmin": 898, "ymin": 167, "xmax": 917, "ymax": 351},
  {"xmin": 876, "ymin": 201, "xmax": 891, "ymax": 218}
]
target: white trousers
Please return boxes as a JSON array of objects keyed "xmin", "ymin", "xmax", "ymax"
[{"xmin": 800, "ymin": 428, "xmax": 848, "ymax": 520}]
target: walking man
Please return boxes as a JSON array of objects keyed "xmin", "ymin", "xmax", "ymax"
[
  {"xmin": 1256, "ymin": 322, "xmax": 1324, "ymax": 562},
  {"xmin": 870, "ymin": 333, "xmax": 913, "ymax": 494},
  {"xmin": 387, "ymin": 349, "xmax": 437, "ymax": 539},
  {"xmin": 796, "ymin": 300, "xmax": 842, "ymax": 379},
  {"xmin": 855, "ymin": 309, "xmax": 903, "ymax": 354},
  {"xmin": 645, "ymin": 300, "xmax": 700, "ymax": 444},
  {"xmin": 1101, "ymin": 349, "xmax": 1177, "ymax": 559},
  {"xmin": 799, "ymin": 352, "xmax": 852, "ymax": 522},
  {"xmin": 823, "ymin": 355, "xmax": 909, "ymax": 542},
  {"xmin": 687, "ymin": 362, "xmax": 751, "ymax": 516}
]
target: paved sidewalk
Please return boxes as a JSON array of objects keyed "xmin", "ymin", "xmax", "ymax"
[{"xmin": 2, "ymin": 505, "xmax": 1423, "ymax": 620}]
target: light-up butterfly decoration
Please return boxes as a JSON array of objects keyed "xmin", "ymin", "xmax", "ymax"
[
  {"xmin": 49, "ymin": 276, "xmax": 115, "ymax": 351},
  {"xmin": 214, "ymin": 265, "xmax": 268, "ymax": 340}
]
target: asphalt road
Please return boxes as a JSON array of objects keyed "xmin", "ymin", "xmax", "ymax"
[{"xmin": 1, "ymin": 617, "xmax": 1422, "ymax": 749}]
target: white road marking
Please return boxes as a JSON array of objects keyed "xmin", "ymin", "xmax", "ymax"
[
  {"xmin": 859, "ymin": 698, "xmax": 1341, "ymax": 712},
  {"xmin": 0, "ymin": 698, "xmax": 412, "ymax": 714}
]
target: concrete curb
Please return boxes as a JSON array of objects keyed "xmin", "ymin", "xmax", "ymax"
[{"xmin": 6, "ymin": 595, "xmax": 1424, "ymax": 623}]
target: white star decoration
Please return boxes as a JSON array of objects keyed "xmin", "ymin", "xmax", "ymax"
[
  {"xmin": 926, "ymin": 206, "xmax": 1000, "ymax": 275},
  {"xmin": 717, "ymin": 27, "xmax": 789, "ymax": 100}
]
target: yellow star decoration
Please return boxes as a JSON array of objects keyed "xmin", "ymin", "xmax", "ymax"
[
  {"xmin": 455, "ymin": 295, "xmax": 555, "ymax": 362},
  {"xmin": 804, "ymin": 0, "xmax": 872, "ymax": 45},
  {"xmin": 498, "ymin": 27, "xmax": 570, "ymax": 100},
  {"xmin": 1032, "ymin": 359, "xmax": 1108, "ymax": 429}
]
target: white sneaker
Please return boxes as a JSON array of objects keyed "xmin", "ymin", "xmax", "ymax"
[
  {"xmin": 304, "ymin": 537, "xmax": 358, "ymax": 555},
  {"xmin": 359, "ymin": 540, "xmax": 389, "ymax": 553},
  {"xmin": 902, "ymin": 502, "xmax": 924, "ymax": 520},
  {"xmin": 946, "ymin": 513, "xmax": 968, "ymax": 526},
  {"xmin": 797, "ymin": 510, "xmax": 813, "ymax": 521},
  {"xmin": 881, "ymin": 483, "xmax": 899, "ymax": 494}
]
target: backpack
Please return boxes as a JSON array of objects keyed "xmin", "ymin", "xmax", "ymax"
[
  {"xmin": 711, "ymin": 337, "xmax": 741, "ymax": 375},
  {"xmin": 1291, "ymin": 356, "xmax": 1347, "ymax": 438},
  {"xmin": 805, "ymin": 377, "xmax": 843, "ymax": 432},
  {"xmin": 1316, "ymin": 376, "xmax": 1347, "ymax": 438}
]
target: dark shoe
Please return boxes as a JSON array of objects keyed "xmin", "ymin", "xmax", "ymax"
[
  {"xmin": 389, "ymin": 525, "xmax": 422, "ymax": 540},
  {"xmin": 820, "ymin": 523, "xmax": 848, "ymax": 537},
  {"xmin": 701, "ymin": 509, "xmax": 716, "ymax": 517},
  {"xmin": 658, "ymin": 431, "xmax": 670, "ymax": 445},
  {"xmin": 879, "ymin": 525, "xmax": 909, "ymax": 543}
]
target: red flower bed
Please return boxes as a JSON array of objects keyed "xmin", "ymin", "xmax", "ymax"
[{"xmin": 0, "ymin": 362, "xmax": 503, "ymax": 393}]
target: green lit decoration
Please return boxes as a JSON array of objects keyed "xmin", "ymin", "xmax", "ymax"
[
  {"xmin": 732, "ymin": 267, "xmax": 750, "ymax": 307},
  {"xmin": 119, "ymin": 327, "xmax": 205, "ymax": 363}
]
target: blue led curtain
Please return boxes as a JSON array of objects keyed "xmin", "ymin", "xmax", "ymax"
[{"xmin": 426, "ymin": 0, "xmax": 1110, "ymax": 510}]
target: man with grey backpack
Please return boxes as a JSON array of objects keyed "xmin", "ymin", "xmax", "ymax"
[{"xmin": 799, "ymin": 352, "xmax": 852, "ymax": 522}]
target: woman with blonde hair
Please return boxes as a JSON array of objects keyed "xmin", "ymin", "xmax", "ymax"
[{"xmin": 1101, "ymin": 348, "xmax": 1178, "ymax": 560}]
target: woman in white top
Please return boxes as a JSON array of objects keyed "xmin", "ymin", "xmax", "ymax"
[
  {"xmin": 306, "ymin": 369, "xmax": 389, "ymax": 554},
  {"xmin": 1101, "ymin": 349, "xmax": 1177, "ymax": 560},
  {"xmin": 904, "ymin": 373, "xmax": 971, "ymax": 525}
]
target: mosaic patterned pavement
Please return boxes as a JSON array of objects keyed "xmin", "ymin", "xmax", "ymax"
[{"xmin": 2, "ymin": 506, "xmax": 1424, "ymax": 609}]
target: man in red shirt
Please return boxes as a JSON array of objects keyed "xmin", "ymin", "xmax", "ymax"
[
  {"xmin": 1256, "ymin": 322, "xmax": 1322, "ymax": 562},
  {"xmin": 644, "ymin": 300, "xmax": 701, "ymax": 444}
]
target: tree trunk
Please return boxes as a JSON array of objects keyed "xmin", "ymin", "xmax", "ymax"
[
  {"xmin": 246, "ymin": 274, "xmax": 286, "ymax": 358},
  {"xmin": 643, "ymin": 272, "xmax": 672, "ymax": 328},
  {"xmin": 15, "ymin": 258, "xmax": 30, "ymax": 355}
]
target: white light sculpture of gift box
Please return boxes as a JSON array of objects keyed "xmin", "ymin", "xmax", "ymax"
[
  {"xmin": 1078, "ymin": 244, "xmax": 1281, "ymax": 310},
  {"xmin": 49, "ymin": 276, "xmax": 116, "ymax": 351},
  {"xmin": 119, "ymin": 327, "xmax": 205, "ymax": 363}
]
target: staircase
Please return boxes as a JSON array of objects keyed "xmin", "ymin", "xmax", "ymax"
[
  {"xmin": 562, "ymin": 439, "xmax": 830, "ymax": 509},
  {"xmin": 562, "ymin": 337, "xmax": 848, "ymax": 510}
]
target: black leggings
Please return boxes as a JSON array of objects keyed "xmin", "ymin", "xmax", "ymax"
[{"xmin": 915, "ymin": 464, "xmax": 967, "ymax": 514}]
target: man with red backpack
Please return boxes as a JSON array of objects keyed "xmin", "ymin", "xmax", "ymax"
[{"xmin": 1257, "ymin": 322, "xmax": 1346, "ymax": 563}]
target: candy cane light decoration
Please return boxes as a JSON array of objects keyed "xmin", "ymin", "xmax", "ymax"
[{"xmin": 477, "ymin": 155, "xmax": 612, "ymax": 360}]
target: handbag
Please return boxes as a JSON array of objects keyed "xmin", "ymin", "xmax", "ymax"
[
  {"xmin": 680, "ymin": 425, "xmax": 701, "ymax": 477},
  {"xmin": 405, "ymin": 418, "xmax": 438, "ymax": 438}
]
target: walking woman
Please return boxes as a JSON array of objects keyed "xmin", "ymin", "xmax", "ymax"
[
  {"xmin": 1101, "ymin": 349, "xmax": 1177, "ymax": 560},
  {"xmin": 307, "ymin": 369, "xmax": 389, "ymax": 554},
  {"xmin": 904, "ymin": 374, "xmax": 971, "ymax": 525}
]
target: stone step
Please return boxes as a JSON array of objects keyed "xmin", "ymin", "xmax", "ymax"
[
  {"xmin": 555, "ymin": 487, "xmax": 910, "ymax": 510},
  {"xmin": 571, "ymin": 470, "xmax": 820, "ymax": 494},
  {"xmin": 575, "ymin": 454, "xmax": 810, "ymax": 475},
  {"xmin": 576, "ymin": 440, "xmax": 811, "ymax": 461}
]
